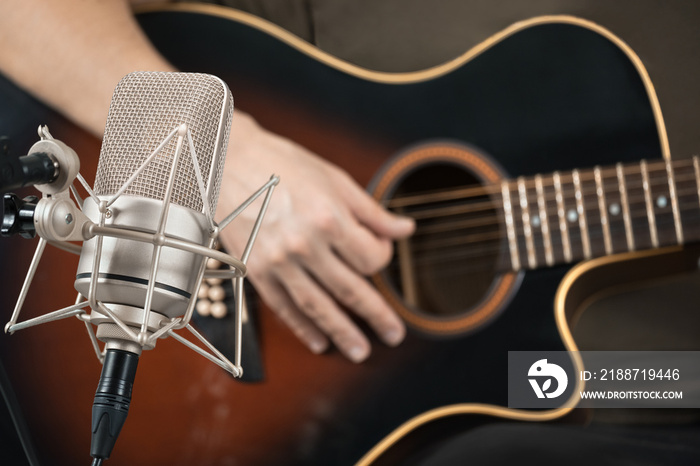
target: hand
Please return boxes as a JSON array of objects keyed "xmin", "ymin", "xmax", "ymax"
[{"xmin": 215, "ymin": 112, "xmax": 414, "ymax": 362}]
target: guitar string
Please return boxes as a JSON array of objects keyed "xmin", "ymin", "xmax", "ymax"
[
  {"xmin": 388, "ymin": 232, "xmax": 687, "ymax": 277},
  {"xmin": 382, "ymin": 174, "xmax": 699, "ymax": 281},
  {"xmin": 402, "ymin": 206, "xmax": 696, "ymax": 272},
  {"xmin": 405, "ymin": 219, "xmax": 693, "ymax": 268},
  {"xmin": 407, "ymin": 198, "xmax": 699, "ymax": 251},
  {"xmin": 387, "ymin": 159, "xmax": 693, "ymax": 207},
  {"xmin": 405, "ymin": 184, "xmax": 700, "ymax": 238},
  {"xmin": 385, "ymin": 157, "xmax": 697, "ymax": 209},
  {"xmin": 410, "ymin": 194, "xmax": 687, "ymax": 236},
  {"xmin": 394, "ymin": 172, "xmax": 699, "ymax": 221},
  {"xmin": 386, "ymin": 216, "xmax": 700, "ymax": 275},
  {"xmin": 408, "ymin": 192, "xmax": 698, "ymax": 240},
  {"xmin": 404, "ymin": 190, "xmax": 697, "ymax": 247},
  {"xmin": 404, "ymin": 206, "xmax": 688, "ymax": 253},
  {"xmin": 381, "ymin": 227, "xmax": 690, "ymax": 313}
]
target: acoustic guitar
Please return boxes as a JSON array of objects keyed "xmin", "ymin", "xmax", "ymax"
[{"xmin": 1, "ymin": 4, "xmax": 697, "ymax": 465}]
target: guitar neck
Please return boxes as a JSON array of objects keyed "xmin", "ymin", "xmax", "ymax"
[{"xmin": 501, "ymin": 156, "xmax": 700, "ymax": 270}]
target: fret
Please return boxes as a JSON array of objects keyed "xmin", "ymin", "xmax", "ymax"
[
  {"xmin": 501, "ymin": 181, "xmax": 520, "ymax": 271},
  {"xmin": 535, "ymin": 174, "xmax": 554, "ymax": 266},
  {"xmin": 645, "ymin": 161, "xmax": 677, "ymax": 247},
  {"xmin": 572, "ymin": 169, "xmax": 591, "ymax": 259},
  {"xmin": 640, "ymin": 160, "xmax": 659, "ymax": 248},
  {"xmin": 553, "ymin": 172, "xmax": 572, "ymax": 262},
  {"xmin": 594, "ymin": 166, "xmax": 612, "ymax": 255},
  {"xmin": 616, "ymin": 163, "xmax": 635, "ymax": 251},
  {"xmin": 678, "ymin": 157, "xmax": 700, "ymax": 245},
  {"xmin": 665, "ymin": 159, "xmax": 684, "ymax": 245},
  {"xmin": 598, "ymin": 166, "xmax": 626, "ymax": 254},
  {"xmin": 694, "ymin": 156, "xmax": 700, "ymax": 210},
  {"xmin": 517, "ymin": 177, "xmax": 537, "ymax": 269}
]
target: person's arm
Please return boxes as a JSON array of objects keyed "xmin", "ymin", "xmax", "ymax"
[
  {"xmin": 0, "ymin": 0, "xmax": 414, "ymax": 362},
  {"xmin": 0, "ymin": 0, "xmax": 174, "ymax": 135}
]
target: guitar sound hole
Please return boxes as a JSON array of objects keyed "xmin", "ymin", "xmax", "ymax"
[
  {"xmin": 386, "ymin": 163, "xmax": 503, "ymax": 318},
  {"xmin": 371, "ymin": 142, "xmax": 519, "ymax": 336}
]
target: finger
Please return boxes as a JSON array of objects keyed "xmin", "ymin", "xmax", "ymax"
[
  {"xmin": 344, "ymin": 182, "xmax": 415, "ymax": 239},
  {"xmin": 333, "ymin": 220, "xmax": 394, "ymax": 275},
  {"xmin": 312, "ymin": 250, "xmax": 405, "ymax": 347},
  {"xmin": 273, "ymin": 263, "xmax": 372, "ymax": 363},
  {"xmin": 252, "ymin": 274, "xmax": 329, "ymax": 354}
]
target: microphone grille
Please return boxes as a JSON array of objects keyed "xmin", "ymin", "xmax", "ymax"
[{"xmin": 94, "ymin": 72, "xmax": 233, "ymax": 212}]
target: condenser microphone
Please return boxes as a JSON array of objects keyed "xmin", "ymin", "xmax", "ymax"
[
  {"xmin": 76, "ymin": 71, "xmax": 232, "ymax": 351},
  {"xmin": 5, "ymin": 71, "xmax": 278, "ymax": 465},
  {"xmin": 77, "ymin": 71, "xmax": 233, "ymax": 462}
]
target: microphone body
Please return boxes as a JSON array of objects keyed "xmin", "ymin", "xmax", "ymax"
[
  {"xmin": 75, "ymin": 71, "xmax": 233, "ymax": 350},
  {"xmin": 77, "ymin": 71, "xmax": 233, "ymax": 462},
  {"xmin": 76, "ymin": 197, "xmax": 211, "ymax": 323}
]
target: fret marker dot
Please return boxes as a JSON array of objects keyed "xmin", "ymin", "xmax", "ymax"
[
  {"xmin": 609, "ymin": 203, "xmax": 621, "ymax": 216},
  {"xmin": 567, "ymin": 209, "xmax": 578, "ymax": 223},
  {"xmin": 656, "ymin": 195, "xmax": 668, "ymax": 208},
  {"xmin": 532, "ymin": 215, "xmax": 541, "ymax": 227}
]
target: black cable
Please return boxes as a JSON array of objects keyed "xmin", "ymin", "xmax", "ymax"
[
  {"xmin": 90, "ymin": 349, "xmax": 139, "ymax": 463},
  {"xmin": 0, "ymin": 358, "xmax": 41, "ymax": 466}
]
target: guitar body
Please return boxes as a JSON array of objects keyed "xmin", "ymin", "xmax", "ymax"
[{"xmin": 0, "ymin": 5, "xmax": 669, "ymax": 465}]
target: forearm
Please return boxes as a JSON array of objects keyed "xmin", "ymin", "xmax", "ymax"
[{"xmin": 0, "ymin": 0, "xmax": 175, "ymax": 136}]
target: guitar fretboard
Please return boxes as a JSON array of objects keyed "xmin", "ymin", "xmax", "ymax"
[{"xmin": 500, "ymin": 156, "xmax": 700, "ymax": 270}]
